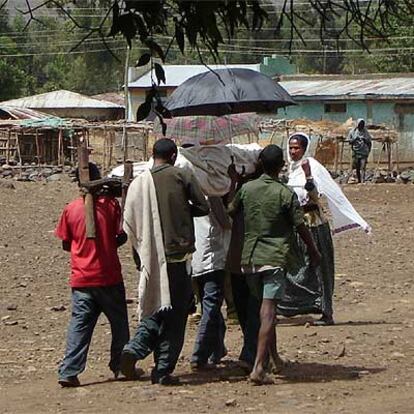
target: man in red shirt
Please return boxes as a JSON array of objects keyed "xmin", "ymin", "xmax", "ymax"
[{"xmin": 55, "ymin": 163, "xmax": 130, "ymax": 387}]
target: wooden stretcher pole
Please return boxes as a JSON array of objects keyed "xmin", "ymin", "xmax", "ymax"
[
  {"xmin": 121, "ymin": 45, "xmax": 131, "ymax": 214},
  {"xmin": 77, "ymin": 136, "xmax": 96, "ymax": 238},
  {"xmin": 122, "ymin": 161, "xmax": 133, "ymax": 214}
]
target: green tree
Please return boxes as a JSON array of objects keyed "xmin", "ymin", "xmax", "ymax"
[
  {"xmin": 1, "ymin": 0, "xmax": 413, "ymax": 103},
  {"xmin": 0, "ymin": 10, "xmax": 29, "ymax": 99},
  {"xmin": 364, "ymin": 15, "xmax": 414, "ymax": 73}
]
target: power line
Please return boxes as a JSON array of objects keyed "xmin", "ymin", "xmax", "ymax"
[
  {"xmin": 24, "ymin": 2, "xmax": 379, "ymax": 18},
  {"xmin": 0, "ymin": 47, "xmax": 126, "ymax": 58},
  {"xmin": 0, "ymin": 37, "xmax": 126, "ymax": 49},
  {"xmin": 2, "ymin": 35, "xmax": 412, "ymax": 55},
  {"xmin": 1, "ymin": 30, "xmax": 412, "ymax": 54},
  {"xmin": 3, "ymin": 40, "xmax": 413, "ymax": 54},
  {"xmin": 2, "ymin": 43, "xmax": 411, "ymax": 59},
  {"xmin": 2, "ymin": 30, "xmax": 413, "ymax": 44},
  {"xmin": 2, "ymin": 35, "xmax": 413, "ymax": 51},
  {"xmin": 156, "ymin": 46, "xmax": 414, "ymax": 59},
  {"xmin": 2, "ymin": 24, "xmax": 413, "ymax": 37}
]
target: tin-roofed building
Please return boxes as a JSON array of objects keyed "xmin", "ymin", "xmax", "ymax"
[
  {"xmin": 0, "ymin": 90, "xmax": 124, "ymax": 121},
  {"xmin": 278, "ymin": 74, "xmax": 414, "ymax": 162}
]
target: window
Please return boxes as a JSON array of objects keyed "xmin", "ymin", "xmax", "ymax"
[{"xmin": 324, "ymin": 103, "xmax": 347, "ymax": 113}]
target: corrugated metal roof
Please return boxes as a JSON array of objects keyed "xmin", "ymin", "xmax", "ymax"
[
  {"xmin": 92, "ymin": 92, "xmax": 125, "ymax": 106},
  {"xmin": 129, "ymin": 64, "xmax": 261, "ymax": 88},
  {"xmin": 279, "ymin": 77, "xmax": 414, "ymax": 100},
  {"xmin": 0, "ymin": 90, "xmax": 124, "ymax": 109},
  {"xmin": 0, "ymin": 106, "xmax": 51, "ymax": 120}
]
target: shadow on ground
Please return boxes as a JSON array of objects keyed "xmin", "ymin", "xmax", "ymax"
[
  {"xmin": 279, "ymin": 362, "xmax": 385, "ymax": 383},
  {"xmin": 178, "ymin": 360, "xmax": 385, "ymax": 386},
  {"xmin": 277, "ymin": 315, "xmax": 398, "ymax": 327},
  {"xmin": 59, "ymin": 359, "xmax": 385, "ymax": 389}
]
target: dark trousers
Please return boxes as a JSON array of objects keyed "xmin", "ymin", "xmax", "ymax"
[
  {"xmin": 191, "ymin": 270, "xmax": 226, "ymax": 365},
  {"xmin": 58, "ymin": 283, "xmax": 129, "ymax": 379},
  {"xmin": 353, "ymin": 155, "xmax": 368, "ymax": 183},
  {"xmin": 124, "ymin": 262, "xmax": 192, "ymax": 377},
  {"xmin": 231, "ymin": 273, "xmax": 261, "ymax": 366}
]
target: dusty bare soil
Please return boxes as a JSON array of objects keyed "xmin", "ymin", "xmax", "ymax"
[{"xmin": 0, "ymin": 179, "xmax": 413, "ymax": 414}]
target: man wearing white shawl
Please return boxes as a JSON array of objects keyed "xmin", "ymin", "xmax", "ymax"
[
  {"xmin": 121, "ymin": 139, "xmax": 209, "ymax": 385},
  {"xmin": 279, "ymin": 133, "xmax": 371, "ymax": 326}
]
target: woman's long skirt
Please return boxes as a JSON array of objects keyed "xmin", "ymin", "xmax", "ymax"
[{"xmin": 277, "ymin": 222, "xmax": 335, "ymax": 318}]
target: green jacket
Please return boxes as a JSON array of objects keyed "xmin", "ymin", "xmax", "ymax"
[
  {"xmin": 151, "ymin": 164, "xmax": 209, "ymax": 257},
  {"xmin": 228, "ymin": 174, "xmax": 304, "ymax": 269}
]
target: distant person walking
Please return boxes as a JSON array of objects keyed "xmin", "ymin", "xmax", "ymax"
[
  {"xmin": 55, "ymin": 163, "xmax": 130, "ymax": 387},
  {"xmin": 348, "ymin": 118, "xmax": 372, "ymax": 183}
]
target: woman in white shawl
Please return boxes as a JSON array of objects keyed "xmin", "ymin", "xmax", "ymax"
[{"xmin": 277, "ymin": 132, "xmax": 371, "ymax": 326}]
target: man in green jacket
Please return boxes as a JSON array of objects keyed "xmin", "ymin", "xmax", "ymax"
[{"xmin": 229, "ymin": 145, "xmax": 321, "ymax": 385}]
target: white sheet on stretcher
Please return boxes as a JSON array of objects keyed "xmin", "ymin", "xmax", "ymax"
[{"xmin": 108, "ymin": 143, "xmax": 262, "ymax": 197}]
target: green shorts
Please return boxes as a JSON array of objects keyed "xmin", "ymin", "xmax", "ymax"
[{"xmin": 246, "ymin": 268, "xmax": 286, "ymax": 301}]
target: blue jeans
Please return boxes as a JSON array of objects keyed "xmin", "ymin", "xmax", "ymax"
[
  {"xmin": 123, "ymin": 262, "xmax": 192, "ymax": 377},
  {"xmin": 58, "ymin": 283, "xmax": 129, "ymax": 380},
  {"xmin": 231, "ymin": 273, "xmax": 261, "ymax": 366},
  {"xmin": 191, "ymin": 270, "xmax": 226, "ymax": 365}
]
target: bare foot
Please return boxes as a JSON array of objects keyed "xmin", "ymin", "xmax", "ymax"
[
  {"xmin": 270, "ymin": 355, "xmax": 293, "ymax": 374},
  {"xmin": 249, "ymin": 370, "xmax": 274, "ymax": 385}
]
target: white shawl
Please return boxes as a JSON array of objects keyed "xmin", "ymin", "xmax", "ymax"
[
  {"xmin": 123, "ymin": 169, "xmax": 171, "ymax": 320},
  {"xmin": 287, "ymin": 132, "xmax": 371, "ymax": 235}
]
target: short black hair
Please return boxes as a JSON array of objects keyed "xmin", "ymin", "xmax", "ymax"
[
  {"xmin": 289, "ymin": 134, "xmax": 308, "ymax": 151},
  {"xmin": 153, "ymin": 138, "xmax": 178, "ymax": 160},
  {"xmin": 75, "ymin": 162, "xmax": 101, "ymax": 183},
  {"xmin": 259, "ymin": 145, "xmax": 284, "ymax": 174}
]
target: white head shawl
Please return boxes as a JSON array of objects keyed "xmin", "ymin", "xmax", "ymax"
[{"xmin": 287, "ymin": 132, "xmax": 371, "ymax": 235}]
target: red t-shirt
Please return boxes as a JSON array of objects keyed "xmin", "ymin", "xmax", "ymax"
[{"xmin": 55, "ymin": 196, "xmax": 124, "ymax": 288}]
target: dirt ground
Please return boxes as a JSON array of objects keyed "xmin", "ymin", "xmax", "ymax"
[{"xmin": 0, "ymin": 179, "xmax": 413, "ymax": 414}]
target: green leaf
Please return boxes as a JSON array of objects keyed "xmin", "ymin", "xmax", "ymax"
[
  {"xmin": 134, "ymin": 14, "xmax": 149, "ymax": 42},
  {"xmin": 136, "ymin": 101, "xmax": 151, "ymax": 122},
  {"xmin": 155, "ymin": 101, "xmax": 171, "ymax": 119},
  {"xmin": 145, "ymin": 86, "xmax": 157, "ymax": 103},
  {"xmin": 124, "ymin": 1, "xmax": 138, "ymax": 12},
  {"xmin": 145, "ymin": 39, "xmax": 165, "ymax": 62},
  {"xmin": 119, "ymin": 13, "xmax": 137, "ymax": 47},
  {"xmin": 251, "ymin": 2, "xmax": 268, "ymax": 31},
  {"xmin": 156, "ymin": 113, "xmax": 168, "ymax": 136},
  {"xmin": 175, "ymin": 23, "xmax": 185, "ymax": 54},
  {"xmin": 154, "ymin": 63, "xmax": 166, "ymax": 85},
  {"xmin": 108, "ymin": 2, "xmax": 120, "ymax": 37},
  {"xmin": 135, "ymin": 53, "xmax": 151, "ymax": 67}
]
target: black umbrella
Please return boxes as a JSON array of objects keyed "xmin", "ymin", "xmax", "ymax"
[{"xmin": 165, "ymin": 68, "xmax": 295, "ymax": 117}]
